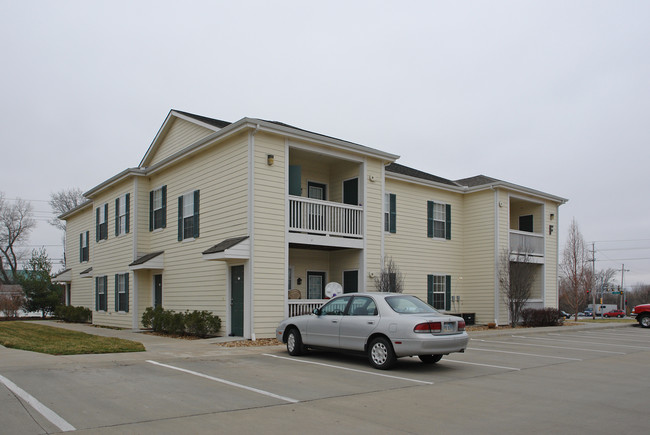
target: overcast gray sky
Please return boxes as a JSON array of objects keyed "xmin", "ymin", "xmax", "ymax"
[{"xmin": 2, "ymin": 0, "xmax": 649, "ymax": 286}]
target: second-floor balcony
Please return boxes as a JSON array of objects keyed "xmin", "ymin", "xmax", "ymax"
[
  {"xmin": 509, "ymin": 230, "xmax": 545, "ymax": 263},
  {"xmin": 288, "ymin": 196, "xmax": 363, "ymax": 248}
]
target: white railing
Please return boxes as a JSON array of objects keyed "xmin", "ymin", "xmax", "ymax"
[
  {"xmin": 288, "ymin": 299, "xmax": 327, "ymax": 317},
  {"xmin": 509, "ymin": 230, "xmax": 544, "ymax": 256},
  {"xmin": 289, "ymin": 196, "xmax": 363, "ymax": 238}
]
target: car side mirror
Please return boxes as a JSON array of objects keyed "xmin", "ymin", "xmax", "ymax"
[{"xmin": 313, "ymin": 308, "xmax": 321, "ymax": 316}]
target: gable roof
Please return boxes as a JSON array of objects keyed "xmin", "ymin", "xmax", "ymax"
[
  {"xmin": 454, "ymin": 175, "xmax": 500, "ymax": 187},
  {"xmin": 386, "ymin": 163, "xmax": 459, "ymax": 187}
]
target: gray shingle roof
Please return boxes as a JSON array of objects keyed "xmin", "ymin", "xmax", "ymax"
[
  {"xmin": 454, "ymin": 175, "xmax": 500, "ymax": 187},
  {"xmin": 202, "ymin": 236, "xmax": 249, "ymax": 255},
  {"xmin": 385, "ymin": 163, "xmax": 459, "ymax": 187},
  {"xmin": 173, "ymin": 110, "xmax": 231, "ymax": 129},
  {"xmin": 129, "ymin": 251, "xmax": 164, "ymax": 267}
]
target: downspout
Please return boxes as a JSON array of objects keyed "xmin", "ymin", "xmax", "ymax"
[
  {"xmin": 492, "ymin": 185, "xmax": 499, "ymax": 326},
  {"xmin": 132, "ymin": 176, "xmax": 139, "ymax": 330},
  {"xmin": 248, "ymin": 124, "xmax": 260, "ymax": 340}
]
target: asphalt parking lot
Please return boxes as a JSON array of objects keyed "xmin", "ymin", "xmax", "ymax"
[{"xmin": 1, "ymin": 322, "xmax": 648, "ymax": 434}]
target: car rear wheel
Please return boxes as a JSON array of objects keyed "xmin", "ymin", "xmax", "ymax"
[
  {"xmin": 418, "ymin": 354, "xmax": 443, "ymax": 364},
  {"xmin": 286, "ymin": 328, "xmax": 305, "ymax": 356},
  {"xmin": 368, "ymin": 337, "xmax": 396, "ymax": 370},
  {"xmin": 639, "ymin": 315, "xmax": 650, "ymax": 328}
]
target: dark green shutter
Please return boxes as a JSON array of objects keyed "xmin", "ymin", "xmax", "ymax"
[
  {"xmin": 95, "ymin": 277, "xmax": 99, "ymax": 311},
  {"xmin": 149, "ymin": 190, "xmax": 154, "ymax": 231},
  {"xmin": 445, "ymin": 204, "xmax": 451, "ymax": 240},
  {"xmin": 85, "ymin": 231, "xmax": 89, "ymax": 261},
  {"xmin": 79, "ymin": 233, "xmax": 83, "ymax": 263},
  {"xmin": 125, "ymin": 193, "xmax": 130, "ymax": 234},
  {"xmin": 115, "ymin": 274, "xmax": 119, "ymax": 312},
  {"xmin": 115, "ymin": 197, "xmax": 120, "ymax": 236},
  {"xmin": 161, "ymin": 185, "xmax": 167, "ymax": 228},
  {"xmin": 96, "ymin": 207, "xmax": 100, "ymax": 241},
  {"xmin": 445, "ymin": 275, "xmax": 452, "ymax": 311},
  {"xmin": 427, "ymin": 201, "xmax": 434, "ymax": 238},
  {"xmin": 427, "ymin": 275, "xmax": 433, "ymax": 306},
  {"xmin": 389, "ymin": 193, "xmax": 396, "ymax": 234},
  {"xmin": 193, "ymin": 190, "xmax": 200, "ymax": 238},
  {"xmin": 289, "ymin": 165, "xmax": 301, "ymax": 196},
  {"xmin": 177, "ymin": 195, "xmax": 183, "ymax": 241},
  {"xmin": 124, "ymin": 273, "xmax": 129, "ymax": 313}
]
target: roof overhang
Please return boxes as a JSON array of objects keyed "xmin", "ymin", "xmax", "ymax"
[
  {"xmin": 202, "ymin": 236, "xmax": 250, "ymax": 261},
  {"xmin": 52, "ymin": 268, "xmax": 72, "ymax": 283},
  {"xmin": 129, "ymin": 251, "xmax": 164, "ymax": 270},
  {"xmin": 80, "ymin": 267, "xmax": 93, "ymax": 278}
]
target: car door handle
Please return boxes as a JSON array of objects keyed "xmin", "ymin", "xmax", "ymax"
[
  {"xmin": 331, "ymin": 320, "xmax": 338, "ymax": 323},
  {"xmin": 367, "ymin": 321, "xmax": 374, "ymax": 325}
]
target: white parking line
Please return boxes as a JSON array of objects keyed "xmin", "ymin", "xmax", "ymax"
[
  {"xmin": 146, "ymin": 360, "xmax": 299, "ymax": 403},
  {"xmin": 470, "ymin": 347, "xmax": 582, "ymax": 361},
  {"xmin": 473, "ymin": 338, "xmax": 626, "ymax": 354},
  {"xmin": 0, "ymin": 373, "xmax": 75, "ymax": 432},
  {"xmin": 521, "ymin": 335, "xmax": 650, "ymax": 350},
  {"xmin": 564, "ymin": 332, "xmax": 650, "ymax": 344},
  {"xmin": 263, "ymin": 354, "xmax": 433, "ymax": 385},
  {"xmin": 443, "ymin": 359, "xmax": 521, "ymax": 371}
]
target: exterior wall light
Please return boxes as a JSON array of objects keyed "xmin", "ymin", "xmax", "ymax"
[{"xmin": 267, "ymin": 154, "xmax": 274, "ymax": 166}]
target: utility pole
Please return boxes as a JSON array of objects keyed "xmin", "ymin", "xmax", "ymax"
[
  {"xmin": 621, "ymin": 264, "xmax": 630, "ymax": 312},
  {"xmin": 591, "ymin": 243, "xmax": 596, "ymax": 319}
]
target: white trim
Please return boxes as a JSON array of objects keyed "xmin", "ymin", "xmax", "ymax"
[
  {"xmin": 171, "ymin": 110, "xmax": 225, "ymax": 132},
  {"xmin": 493, "ymin": 187, "xmax": 499, "ymax": 325},
  {"xmin": 287, "ymin": 232, "xmax": 364, "ymax": 249},
  {"xmin": 380, "ymin": 164, "xmax": 386, "ymax": 263},
  {"xmin": 247, "ymin": 129, "xmax": 256, "ymax": 340},
  {"xmin": 361, "ymin": 159, "xmax": 367, "ymax": 291},
  {"xmin": 285, "ymin": 139, "xmax": 290, "ymax": 319}
]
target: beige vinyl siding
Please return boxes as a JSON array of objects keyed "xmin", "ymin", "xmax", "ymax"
[
  {"xmin": 383, "ymin": 178, "xmax": 463, "ymax": 303},
  {"xmin": 544, "ymin": 202, "xmax": 560, "ymax": 306},
  {"xmin": 330, "ymin": 249, "xmax": 361, "ymax": 289},
  {"xmin": 89, "ymin": 179, "xmax": 135, "ymax": 328},
  {"xmin": 251, "ymin": 132, "xmax": 286, "ymax": 337},
  {"xmin": 288, "ymin": 249, "xmax": 330, "ymax": 298},
  {"xmin": 141, "ymin": 132, "xmax": 250, "ymax": 329},
  {"xmin": 148, "ymin": 118, "xmax": 215, "ymax": 166},
  {"xmin": 364, "ymin": 158, "xmax": 384, "ymax": 290},
  {"xmin": 461, "ymin": 189, "xmax": 497, "ymax": 324},
  {"xmin": 64, "ymin": 205, "xmax": 94, "ymax": 308}
]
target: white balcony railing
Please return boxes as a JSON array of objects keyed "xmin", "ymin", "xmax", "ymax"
[
  {"xmin": 288, "ymin": 299, "xmax": 327, "ymax": 317},
  {"xmin": 289, "ymin": 196, "xmax": 363, "ymax": 238},
  {"xmin": 509, "ymin": 230, "xmax": 544, "ymax": 257}
]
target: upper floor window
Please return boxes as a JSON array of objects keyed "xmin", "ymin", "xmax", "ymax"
[
  {"xmin": 96, "ymin": 203, "xmax": 108, "ymax": 241},
  {"xmin": 79, "ymin": 231, "xmax": 89, "ymax": 262},
  {"xmin": 178, "ymin": 190, "xmax": 200, "ymax": 241},
  {"xmin": 384, "ymin": 193, "xmax": 396, "ymax": 233},
  {"xmin": 427, "ymin": 201, "xmax": 451, "ymax": 240},
  {"xmin": 150, "ymin": 185, "xmax": 167, "ymax": 231},
  {"xmin": 115, "ymin": 193, "xmax": 130, "ymax": 236}
]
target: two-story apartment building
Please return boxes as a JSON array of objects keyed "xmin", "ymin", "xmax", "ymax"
[{"xmin": 58, "ymin": 110, "xmax": 567, "ymax": 338}]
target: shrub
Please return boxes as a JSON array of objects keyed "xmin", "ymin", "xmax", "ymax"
[
  {"xmin": 521, "ymin": 308, "xmax": 562, "ymax": 327},
  {"xmin": 141, "ymin": 307, "xmax": 221, "ymax": 337},
  {"xmin": 0, "ymin": 294, "xmax": 25, "ymax": 318},
  {"xmin": 54, "ymin": 305, "xmax": 92, "ymax": 323},
  {"xmin": 185, "ymin": 310, "xmax": 221, "ymax": 338}
]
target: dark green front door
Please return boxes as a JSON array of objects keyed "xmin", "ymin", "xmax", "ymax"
[
  {"xmin": 343, "ymin": 178, "xmax": 358, "ymax": 205},
  {"xmin": 154, "ymin": 274, "xmax": 162, "ymax": 308},
  {"xmin": 230, "ymin": 265, "xmax": 244, "ymax": 336},
  {"xmin": 343, "ymin": 270, "xmax": 358, "ymax": 293}
]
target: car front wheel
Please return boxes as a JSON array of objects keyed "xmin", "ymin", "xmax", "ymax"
[
  {"xmin": 639, "ymin": 315, "xmax": 650, "ymax": 328},
  {"xmin": 368, "ymin": 337, "xmax": 396, "ymax": 370},
  {"xmin": 286, "ymin": 328, "xmax": 305, "ymax": 356},
  {"xmin": 418, "ymin": 354, "xmax": 443, "ymax": 364}
]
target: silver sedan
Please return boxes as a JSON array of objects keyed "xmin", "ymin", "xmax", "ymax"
[{"xmin": 276, "ymin": 292, "xmax": 469, "ymax": 369}]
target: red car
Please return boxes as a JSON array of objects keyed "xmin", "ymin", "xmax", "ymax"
[{"xmin": 603, "ymin": 309, "xmax": 625, "ymax": 318}]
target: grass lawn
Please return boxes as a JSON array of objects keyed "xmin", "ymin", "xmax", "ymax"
[{"xmin": 0, "ymin": 322, "xmax": 145, "ymax": 355}]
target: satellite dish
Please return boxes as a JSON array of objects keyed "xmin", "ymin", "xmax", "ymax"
[{"xmin": 324, "ymin": 282, "xmax": 343, "ymax": 298}]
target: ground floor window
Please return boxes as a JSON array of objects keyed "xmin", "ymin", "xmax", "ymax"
[
  {"xmin": 95, "ymin": 276, "xmax": 107, "ymax": 311},
  {"xmin": 427, "ymin": 274, "xmax": 447, "ymax": 310},
  {"xmin": 116, "ymin": 273, "xmax": 129, "ymax": 312}
]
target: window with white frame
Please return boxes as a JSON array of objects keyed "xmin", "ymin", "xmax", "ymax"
[
  {"xmin": 178, "ymin": 190, "xmax": 199, "ymax": 241},
  {"xmin": 152, "ymin": 187, "xmax": 165, "ymax": 230},
  {"xmin": 116, "ymin": 273, "xmax": 129, "ymax": 312},
  {"xmin": 384, "ymin": 193, "xmax": 396, "ymax": 233},
  {"xmin": 80, "ymin": 231, "xmax": 89, "ymax": 262},
  {"xmin": 433, "ymin": 203, "xmax": 446, "ymax": 238},
  {"xmin": 429, "ymin": 275, "xmax": 446, "ymax": 310},
  {"xmin": 116, "ymin": 193, "xmax": 129, "ymax": 236},
  {"xmin": 96, "ymin": 276, "xmax": 107, "ymax": 311},
  {"xmin": 96, "ymin": 204, "xmax": 108, "ymax": 241}
]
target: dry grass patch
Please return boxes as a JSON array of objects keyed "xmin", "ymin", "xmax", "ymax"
[{"xmin": 0, "ymin": 322, "xmax": 145, "ymax": 355}]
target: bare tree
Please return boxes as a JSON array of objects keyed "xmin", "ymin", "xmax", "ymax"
[
  {"xmin": 0, "ymin": 193, "xmax": 35, "ymax": 284},
  {"xmin": 374, "ymin": 257, "xmax": 404, "ymax": 293},
  {"xmin": 499, "ymin": 248, "xmax": 537, "ymax": 327},
  {"xmin": 48, "ymin": 188, "xmax": 85, "ymax": 231},
  {"xmin": 559, "ymin": 219, "xmax": 589, "ymax": 321}
]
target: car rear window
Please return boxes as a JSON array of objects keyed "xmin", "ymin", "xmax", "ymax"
[{"xmin": 385, "ymin": 295, "xmax": 440, "ymax": 314}]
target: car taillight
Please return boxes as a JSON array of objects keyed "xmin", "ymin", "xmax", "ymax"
[
  {"xmin": 458, "ymin": 320, "xmax": 466, "ymax": 331},
  {"xmin": 414, "ymin": 322, "xmax": 442, "ymax": 333}
]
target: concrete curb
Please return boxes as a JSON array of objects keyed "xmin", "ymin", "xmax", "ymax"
[{"xmin": 468, "ymin": 321, "xmax": 635, "ymax": 339}]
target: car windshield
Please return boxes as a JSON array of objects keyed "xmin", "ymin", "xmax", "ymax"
[{"xmin": 385, "ymin": 295, "xmax": 439, "ymax": 314}]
